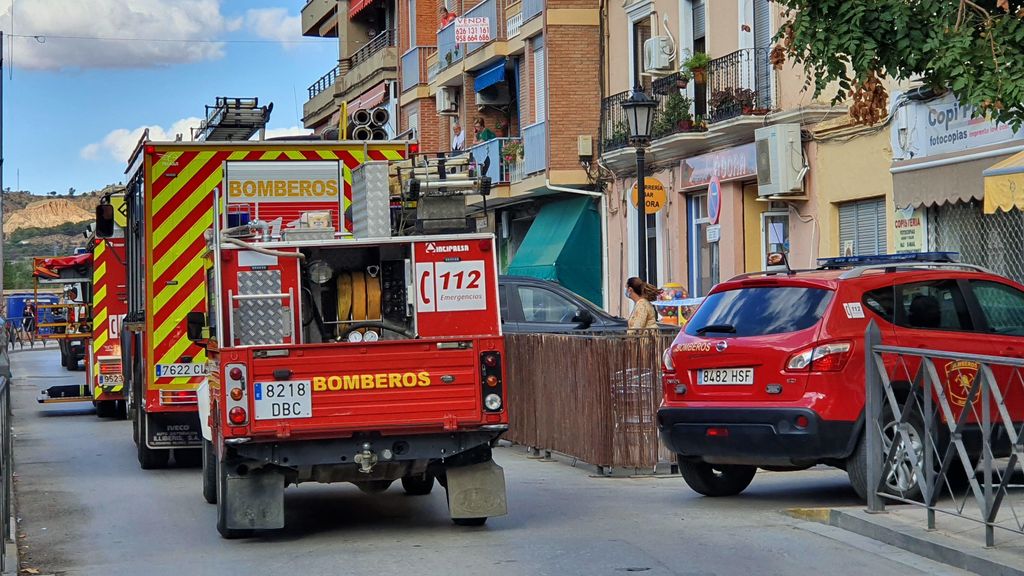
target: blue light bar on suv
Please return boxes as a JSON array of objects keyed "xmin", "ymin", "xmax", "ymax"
[{"xmin": 817, "ymin": 252, "xmax": 960, "ymax": 269}]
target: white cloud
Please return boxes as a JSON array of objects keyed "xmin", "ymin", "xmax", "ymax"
[
  {"xmin": 244, "ymin": 8, "xmax": 301, "ymax": 47},
  {"xmin": 0, "ymin": 0, "xmax": 235, "ymax": 70},
  {"xmin": 81, "ymin": 117, "xmax": 204, "ymax": 162},
  {"xmin": 263, "ymin": 126, "xmax": 313, "ymax": 139}
]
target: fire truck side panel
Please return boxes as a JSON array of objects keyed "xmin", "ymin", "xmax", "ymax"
[{"xmin": 90, "ymin": 237, "xmax": 127, "ymax": 402}]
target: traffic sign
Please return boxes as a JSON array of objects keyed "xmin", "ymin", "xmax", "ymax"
[{"xmin": 708, "ymin": 176, "xmax": 722, "ymax": 225}]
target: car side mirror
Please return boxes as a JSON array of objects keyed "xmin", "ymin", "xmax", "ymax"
[
  {"xmin": 95, "ymin": 204, "xmax": 115, "ymax": 238},
  {"xmin": 572, "ymin": 308, "xmax": 594, "ymax": 329},
  {"xmin": 186, "ymin": 312, "xmax": 207, "ymax": 344}
]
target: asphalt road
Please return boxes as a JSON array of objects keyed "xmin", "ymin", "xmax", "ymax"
[{"xmin": 7, "ymin": 349, "xmax": 972, "ymax": 576}]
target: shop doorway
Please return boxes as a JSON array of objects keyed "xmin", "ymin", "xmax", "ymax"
[{"xmin": 688, "ymin": 192, "xmax": 719, "ymax": 297}]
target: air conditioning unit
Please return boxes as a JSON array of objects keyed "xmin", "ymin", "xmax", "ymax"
[
  {"xmin": 475, "ymin": 84, "xmax": 511, "ymax": 106},
  {"xmin": 754, "ymin": 123, "xmax": 805, "ymax": 197},
  {"xmin": 643, "ymin": 36, "xmax": 674, "ymax": 74},
  {"xmin": 436, "ymin": 87, "xmax": 458, "ymax": 114}
]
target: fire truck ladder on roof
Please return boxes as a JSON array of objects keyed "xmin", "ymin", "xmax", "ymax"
[{"xmin": 191, "ymin": 97, "xmax": 274, "ymax": 142}]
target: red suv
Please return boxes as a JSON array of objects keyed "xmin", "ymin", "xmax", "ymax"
[{"xmin": 658, "ymin": 253, "xmax": 1024, "ymax": 499}]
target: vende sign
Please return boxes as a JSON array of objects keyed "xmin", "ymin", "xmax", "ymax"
[{"xmin": 454, "ymin": 17, "xmax": 491, "ymax": 43}]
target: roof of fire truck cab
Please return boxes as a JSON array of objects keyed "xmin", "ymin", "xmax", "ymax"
[
  {"xmin": 216, "ymin": 233, "xmax": 497, "ymax": 250},
  {"xmin": 124, "ymin": 138, "xmax": 412, "ymax": 175}
]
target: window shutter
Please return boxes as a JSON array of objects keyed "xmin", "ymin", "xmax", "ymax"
[
  {"xmin": 534, "ymin": 45, "xmax": 546, "ymax": 123},
  {"xmin": 692, "ymin": 0, "xmax": 706, "ymax": 39}
]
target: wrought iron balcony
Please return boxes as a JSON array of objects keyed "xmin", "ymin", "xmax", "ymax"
[{"xmin": 308, "ymin": 65, "xmax": 340, "ymax": 100}]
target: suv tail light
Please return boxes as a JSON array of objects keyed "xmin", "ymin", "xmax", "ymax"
[
  {"xmin": 786, "ymin": 341, "xmax": 852, "ymax": 372},
  {"xmin": 662, "ymin": 347, "xmax": 676, "ymax": 373}
]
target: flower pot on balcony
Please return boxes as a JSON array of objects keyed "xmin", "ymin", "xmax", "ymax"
[
  {"xmin": 742, "ymin": 105, "xmax": 754, "ymax": 115},
  {"xmin": 752, "ymin": 108, "xmax": 770, "ymax": 116},
  {"xmin": 692, "ymin": 68, "xmax": 707, "ymax": 85},
  {"xmin": 676, "ymin": 78, "xmax": 689, "ymax": 89},
  {"xmin": 677, "ymin": 119, "xmax": 693, "ymax": 131}
]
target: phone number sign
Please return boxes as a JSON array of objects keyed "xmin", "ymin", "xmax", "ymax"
[
  {"xmin": 454, "ymin": 17, "xmax": 491, "ymax": 43},
  {"xmin": 414, "ymin": 240, "xmax": 499, "ymax": 337}
]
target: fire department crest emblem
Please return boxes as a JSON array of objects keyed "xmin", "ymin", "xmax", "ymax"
[{"xmin": 945, "ymin": 360, "xmax": 980, "ymax": 407}]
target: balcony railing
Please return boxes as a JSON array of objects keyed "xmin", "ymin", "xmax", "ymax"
[
  {"xmin": 523, "ymin": 121, "xmax": 546, "ymax": 176},
  {"xmin": 506, "ymin": 1, "xmax": 523, "ymax": 38},
  {"xmin": 401, "ymin": 46, "xmax": 436, "ymax": 93},
  {"xmin": 467, "ymin": 137, "xmax": 520, "ymax": 184},
  {"xmin": 599, "ymin": 48, "xmax": 776, "ymax": 153},
  {"xmin": 523, "ymin": 0, "xmax": 543, "ymax": 22},
  {"xmin": 308, "ymin": 64, "xmax": 340, "ymax": 100},
  {"xmin": 436, "ymin": 21, "xmax": 465, "ymax": 75},
  {"xmin": 465, "ymin": 0, "xmax": 499, "ymax": 54},
  {"xmin": 345, "ymin": 29, "xmax": 397, "ymax": 71}
]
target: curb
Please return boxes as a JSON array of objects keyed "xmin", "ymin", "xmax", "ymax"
[
  {"xmin": 2, "ymin": 517, "xmax": 17, "ymax": 576},
  {"xmin": 788, "ymin": 507, "xmax": 1024, "ymax": 576}
]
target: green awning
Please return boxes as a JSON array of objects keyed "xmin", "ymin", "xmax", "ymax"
[{"xmin": 507, "ymin": 196, "xmax": 602, "ymax": 305}]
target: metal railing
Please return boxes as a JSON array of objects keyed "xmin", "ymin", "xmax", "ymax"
[
  {"xmin": 436, "ymin": 21, "xmax": 464, "ymax": 74},
  {"xmin": 506, "ymin": 3, "xmax": 524, "ymax": 38},
  {"xmin": 865, "ymin": 321, "xmax": 1024, "ymax": 548},
  {"xmin": 506, "ymin": 332, "xmax": 674, "ymax": 471},
  {"xmin": 523, "ymin": 0, "xmax": 544, "ymax": 22},
  {"xmin": 465, "ymin": 0, "xmax": 499, "ymax": 54},
  {"xmin": 706, "ymin": 47, "xmax": 774, "ymax": 123},
  {"xmin": 466, "ymin": 137, "xmax": 520, "ymax": 184},
  {"xmin": 599, "ymin": 48, "xmax": 776, "ymax": 153},
  {"xmin": 401, "ymin": 46, "xmax": 436, "ymax": 93},
  {"xmin": 347, "ymin": 29, "xmax": 397, "ymax": 70},
  {"xmin": 522, "ymin": 121, "xmax": 546, "ymax": 176},
  {"xmin": 308, "ymin": 64, "xmax": 340, "ymax": 100}
]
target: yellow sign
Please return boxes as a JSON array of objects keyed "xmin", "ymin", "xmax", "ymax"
[
  {"xmin": 945, "ymin": 360, "xmax": 980, "ymax": 407},
  {"xmin": 630, "ymin": 177, "xmax": 667, "ymax": 214},
  {"xmin": 312, "ymin": 372, "xmax": 431, "ymax": 392},
  {"xmin": 226, "ymin": 179, "xmax": 339, "ymax": 200}
]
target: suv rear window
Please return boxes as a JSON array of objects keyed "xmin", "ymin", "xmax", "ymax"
[{"xmin": 684, "ymin": 286, "xmax": 832, "ymax": 337}]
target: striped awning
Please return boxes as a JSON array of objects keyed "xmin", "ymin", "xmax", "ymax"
[
  {"xmin": 347, "ymin": 81, "xmax": 389, "ymax": 114},
  {"xmin": 348, "ymin": 0, "xmax": 381, "ymax": 19},
  {"xmin": 983, "ymin": 150, "xmax": 1024, "ymax": 213}
]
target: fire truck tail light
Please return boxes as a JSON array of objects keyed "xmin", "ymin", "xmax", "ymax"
[
  {"xmin": 486, "ymin": 375, "xmax": 498, "ymax": 387},
  {"xmin": 483, "ymin": 354, "xmax": 498, "ymax": 368},
  {"xmin": 229, "ymin": 387, "xmax": 244, "ymax": 401},
  {"xmin": 228, "ymin": 407, "xmax": 247, "ymax": 425},
  {"xmin": 229, "ymin": 367, "xmax": 243, "ymax": 381}
]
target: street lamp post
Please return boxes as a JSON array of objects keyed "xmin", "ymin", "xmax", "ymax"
[{"xmin": 621, "ymin": 86, "xmax": 656, "ymax": 282}]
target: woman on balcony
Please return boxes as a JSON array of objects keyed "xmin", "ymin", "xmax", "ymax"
[
  {"xmin": 451, "ymin": 122, "xmax": 465, "ymax": 152},
  {"xmin": 473, "ymin": 117, "xmax": 495, "ymax": 142},
  {"xmin": 439, "ymin": 6, "xmax": 456, "ymax": 29}
]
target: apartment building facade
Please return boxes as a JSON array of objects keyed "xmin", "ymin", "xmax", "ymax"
[
  {"xmin": 398, "ymin": 0, "xmax": 608, "ymax": 306},
  {"xmin": 302, "ymin": 0, "xmax": 401, "ymax": 137},
  {"xmin": 600, "ymin": 0, "xmax": 896, "ymax": 316}
]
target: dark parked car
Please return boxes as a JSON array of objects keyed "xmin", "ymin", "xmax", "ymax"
[{"xmin": 499, "ymin": 275, "xmax": 676, "ymax": 334}]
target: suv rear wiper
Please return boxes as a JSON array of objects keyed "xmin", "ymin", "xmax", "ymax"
[{"xmin": 695, "ymin": 323, "xmax": 736, "ymax": 335}]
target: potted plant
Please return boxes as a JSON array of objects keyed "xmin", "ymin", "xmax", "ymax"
[
  {"xmin": 495, "ymin": 119, "xmax": 509, "ymax": 137},
  {"xmin": 675, "ymin": 69, "xmax": 692, "ymax": 89},
  {"xmin": 502, "ymin": 140, "xmax": 523, "ymax": 164},
  {"xmin": 733, "ymin": 88, "xmax": 757, "ymax": 114},
  {"xmin": 652, "ymin": 92, "xmax": 694, "ymax": 136},
  {"xmin": 684, "ymin": 52, "xmax": 712, "ymax": 84},
  {"xmin": 710, "ymin": 88, "xmax": 736, "ymax": 113}
]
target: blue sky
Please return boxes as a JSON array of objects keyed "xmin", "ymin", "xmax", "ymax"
[{"xmin": 1, "ymin": 0, "xmax": 337, "ymax": 196}]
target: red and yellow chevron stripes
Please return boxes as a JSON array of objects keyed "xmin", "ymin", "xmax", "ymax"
[
  {"xmin": 146, "ymin": 144, "xmax": 406, "ymax": 389},
  {"xmin": 91, "ymin": 238, "xmax": 125, "ymax": 399}
]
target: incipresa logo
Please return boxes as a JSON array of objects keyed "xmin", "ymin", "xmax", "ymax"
[{"xmin": 425, "ymin": 242, "xmax": 470, "ymax": 254}]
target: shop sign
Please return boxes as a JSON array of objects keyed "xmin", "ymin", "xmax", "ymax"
[
  {"xmin": 893, "ymin": 92, "xmax": 1022, "ymax": 160},
  {"xmin": 680, "ymin": 143, "xmax": 758, "ymax": 189},
  {"xmin": 894, "ymin": 205, "xmax": 927, "ymax": 253},
  {"xmin": 455, "ymin": 17, "xmax": 491, "ymax": 43},
  {"xmin": 631, "ymin": 177, "xmax": 667, "ymax": 214},
  {"xmin": 707, "ymin": 176, "xmax": 722, "ymax": 225},
  {"xmin": 706, "ymin": 224, "xmax": 721, "ymax": 243}
]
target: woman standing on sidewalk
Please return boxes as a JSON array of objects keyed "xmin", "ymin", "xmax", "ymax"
[{"xmin": 625, "ymin": 277, "xmax": 659, "ymax": 333}]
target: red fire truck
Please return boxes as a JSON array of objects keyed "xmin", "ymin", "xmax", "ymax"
[
  {"xmin": 170, "ymin": 155, "xmax": 508, "ymax": 537},
  {"xmin": 89, "ymin": 191, "xmax": 129, "ymax": 418},
  {"xmin": 102, "ymin": 136, "xmax": 411, "ymax": 470}
]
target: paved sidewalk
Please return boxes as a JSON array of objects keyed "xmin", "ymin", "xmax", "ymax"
[{"xmin": 793, "ymin": 499, "xmax": 1024, "ymax": 576}]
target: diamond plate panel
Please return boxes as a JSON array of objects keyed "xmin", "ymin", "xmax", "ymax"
[
  {"xmin": 352, "ymin": 161, "xmax": 391, "ymax": 239},
  {"xmin": 234, "ymin": 270, "xmax": 288, "ymax": 346}
]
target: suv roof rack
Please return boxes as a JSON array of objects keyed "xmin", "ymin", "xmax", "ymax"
[{"xmin": 838, "ymin": 261, "xmax": 994, "ymax": 279}]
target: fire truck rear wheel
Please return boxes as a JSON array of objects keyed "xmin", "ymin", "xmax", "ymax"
[
  {"xmin": 136, "ymin": 413, "xmax": 170, "ymax": 469},
  {"xmin": 202, "ymin": 441, "xmax": 217, "ymax": 504},
  {"xmin": 94, "ymin": 400, "xmax": 116, "ymax": 419},
  {"xmin": 115, "ymin": 400, "xmax": 127, "ymax": 420},
  {"xmin": 401, "ymin": 472, "xmax": 435, "ymax": 495},
  {"xmin": 452, "ymin": 517, "xmax": 487, "ymax": 527}
]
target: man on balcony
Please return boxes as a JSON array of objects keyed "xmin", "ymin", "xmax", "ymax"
[
  {"xmin": 451, "ymin": 122, "xmax": 465, "ymax": 152},
  {"xmin": 473, "ymin": 117, "xmax": 495, "ymax": 142}
]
